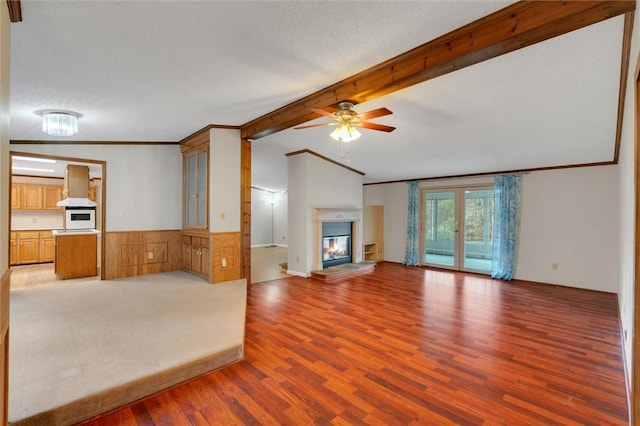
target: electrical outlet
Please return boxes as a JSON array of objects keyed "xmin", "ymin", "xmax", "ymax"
[
  {"xmin": 221, "ymin": 257, "xmax": 227, "ymax": 268},
  {"xmin": 147, "ymin": 252, "xmax": 153, "ymax": 260}
]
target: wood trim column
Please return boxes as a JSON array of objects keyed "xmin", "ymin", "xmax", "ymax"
[
  {"xmin": 241, "ymin": 138, "xmax": 251, "ymax": 283},
  {"xmin": 0, "ymin": 268, "xmax": 10, "ymax": 425},
  {"xmin": 5, "ymin": 0, "xmax": 21, "ymax": 22},
  {"xmin": 633, "ymin": 48, "xmax": 640, "ymax": 426}
]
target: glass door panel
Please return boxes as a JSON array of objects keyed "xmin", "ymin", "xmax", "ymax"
[
  {"xmin": 424, "ymin": 191, "xmax": 456, "ymax": 268},
  {"xmin": 197, "ymin": 150, "xmax": 207, "ymax": 227},
  {"xmin": 185, "ymin": 154, "xmax": 196, "ymax": 227},
  {"xmin": 463, "ymin": 189, "xmax": 494, "ymax": 272}
]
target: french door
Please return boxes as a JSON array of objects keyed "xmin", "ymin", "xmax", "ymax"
[{"xmin": 422, "ymin": 186, "xmax": 494, "ymax": 273}]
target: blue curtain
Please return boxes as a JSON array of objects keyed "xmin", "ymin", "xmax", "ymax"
[
  {"xmin": 404, "ymin": 181, "xmax": 420, "ymax": 266},
  {"xmin": 491, "ymin": 173, "xmax": 521, "ymax": 280}
]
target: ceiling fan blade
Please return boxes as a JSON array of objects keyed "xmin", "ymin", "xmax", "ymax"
[
  {"xmin": 311, "ymin": 108, "xmax": 338, "ymax": 120},
  {"xmin": 293, "ymin": 122, "xmax": 337, "ymax": 130},
  {"xmin": 357, "ymin": 107, "xmax": 393, "ymax": 121},
  {"xmin": 359, "ymin": 122, "xmax": 396, "ymax": 132}
]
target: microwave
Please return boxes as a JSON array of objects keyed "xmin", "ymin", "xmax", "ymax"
[{"xmin": 65, "ymin": 207, "xmax": 96, "ymax": 230}]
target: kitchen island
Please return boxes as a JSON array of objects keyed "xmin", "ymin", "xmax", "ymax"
[{"xmin": 53, "ymin": 229, "xmax": 100, "ymax": 279}]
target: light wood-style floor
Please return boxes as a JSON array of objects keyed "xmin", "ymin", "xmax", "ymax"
[
  {"xmin": 83, "ymin": 262, "xmax": 628, "ymax": 425},
  {"xmin": 10, "ymin": 263, "xmax": 97, "ymax": 290}
]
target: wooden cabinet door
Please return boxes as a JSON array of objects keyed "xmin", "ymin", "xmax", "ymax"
[
  {"xmin": 191, "ymin": 237, "xmax": 202, "ymax": 273},
  {"xmin": 10, "ymin": 184, "xmax": 21, "ymax": 210},
  {"xmin": 21, "ymin": 185, "xmax": 43, "ymax": 210},
  {"xmin": 43, "ymin": 186, "xmax": 62, "ymax": 210},
  {"xmin": 9, "ymin": 236, "xmax": 17, "ymax": 265},
  {"xmin": 18, "ymin": 238, "xmax": 40, "ymax": 264},
  {"xmin": 181, "ymin": 235, "xmax": 192, "ymax": 270},
  {"xmin": 65, "ymin": 165, "xmax": 89, "ymax": 198},
  {"xmin": 200, "ymin": 237, "xmax": 210, "ymax": 277},
  {"xmin": 40, "ymin": 238, "xmax": 55, "ymax": 263},
  {"xmin": 183, "ymin": 147, "xmax": 208, "ymax": 229}
]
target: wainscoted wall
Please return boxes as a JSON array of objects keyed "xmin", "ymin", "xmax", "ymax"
[
  {"xmin": 212, "ymin": 232, "xmax": 241, "ymax": 283},
  {"xmin": 104, "ymin": 230, "xmax": 182, "ymax": 280}
]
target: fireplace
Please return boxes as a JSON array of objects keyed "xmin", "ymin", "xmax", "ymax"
[
  {"xmin": 313, "ymin": 208, "xmax": 362, "ymax": 272},
  {"xmin": 322, "ymin": 222, "xmax": 352, "ymax": 268}
]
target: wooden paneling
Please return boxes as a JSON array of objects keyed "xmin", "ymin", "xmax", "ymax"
[
  {"xmin": 212, "ymin": 232, "xmax": 241, "ymax": 283},
  {"xmin": 104, "ymin": 230, "xmax": 182, "ymax": 280},
  {"xmin": 85, "ymin": 263, "xmax": 628, "ymax": 425},
  {"xmin": 241, "ymin": 1, "xmax": 635, "ymax": 139}
]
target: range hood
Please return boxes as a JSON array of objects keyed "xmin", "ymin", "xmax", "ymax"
[
  {"xmin": 57, "ymin": 197, "xmax": 97, "ymax": 207},
  {"xmin": 56, "ymin": 164, "xmax": 97, "ymax": 207}
]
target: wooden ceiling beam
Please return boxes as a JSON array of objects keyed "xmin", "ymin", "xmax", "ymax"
[
  {"xmin": 241, "ymin": 1, "xmax": 635, "ymax": 140},
  {"xmin": 6, "ymin": 0, "xmax": 22, "ymax": 22}
]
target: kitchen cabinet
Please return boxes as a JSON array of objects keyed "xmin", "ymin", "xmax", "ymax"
[
  {"xmin": 21, "ymin": 185, "xmax": 43, "ymax": 210},
  {"xmin": 182, "ymin": 234, "xmax": 210, "ymax": 279},
  {"xmin": 9, "ymin": 233, "xmax": 16, "ymax": 265},
  {"xmin": 43, "ymin": 185, "xmax": 63, "ymax": 209},
  {"xmin": 17, "ymin": 231, "xmax": 40, "ymax": 264},
  {"xmin": 10, "ymin": 230, "xmax": 58, "ymax": 265},
  {"xmin": 11, "ymin": 182, "xmax": 63, "ymax": 211},
  {"xmin": 40, "ymin": 231, "xmax": 55, "ymax": 262},
  {"xmin": 54, "ymin": 232, "xmax": 98, "ymax": 279},
  {"xmin": 64, "ymin": 165, "xmax": 90, "ymax": 199},
  {"xmin": 10, "ymin": 184, "xmax": 21, "ymax": 210},
  {"xmin": 183, "ymin": 145, "xmax": 208, "ymax": 229}
]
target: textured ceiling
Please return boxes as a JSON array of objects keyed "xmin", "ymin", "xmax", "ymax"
[{"xmin": 9, "ymin": 1, "xmax": 626, "ymax": 191}]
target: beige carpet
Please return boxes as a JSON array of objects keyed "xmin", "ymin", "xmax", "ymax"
[{"xmin": 9, "ymin": 272, "xmax": 246, "ymax": 425}]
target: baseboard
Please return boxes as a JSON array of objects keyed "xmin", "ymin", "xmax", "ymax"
[
  {"xmin": 251, "ymin": 244, "xmax": 288, "ymax": 248},
  {"xmin": 286, "ymin": 270, "xmax": 309, "ymax": 278}
]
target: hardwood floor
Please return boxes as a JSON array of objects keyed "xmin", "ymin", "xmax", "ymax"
[{"xmin": 82, "ymin": 262, "xmax": 628, "ymax": 425}]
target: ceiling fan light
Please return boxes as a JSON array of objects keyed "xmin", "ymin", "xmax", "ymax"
[
  {"xmin": 41, "ymin": 111, "xmax": 80, "ymax": 136},
  {"xmin": 330, "ymin": 124, "xmax": 361, "ymax": 142}
]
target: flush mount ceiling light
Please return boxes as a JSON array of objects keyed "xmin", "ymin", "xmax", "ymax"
[{"xmin": 38, "ymin": 110, "xmax": 81, "ymax": 136}]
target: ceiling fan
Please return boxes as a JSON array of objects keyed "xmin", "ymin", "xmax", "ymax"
[{"xmin": 294, "ymin": 101, "xmax": 396, "ymax": 143}]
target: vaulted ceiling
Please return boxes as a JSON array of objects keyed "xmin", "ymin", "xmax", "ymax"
[{"xmin": 8, "ymin": 1, "xmax": 634, "ymax": 191}]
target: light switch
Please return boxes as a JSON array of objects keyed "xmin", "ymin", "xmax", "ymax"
[{"xmin": 221, "ymin": 257, "xmax": 227, "ymax": 268}]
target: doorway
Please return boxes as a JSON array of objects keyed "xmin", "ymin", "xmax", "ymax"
[{"xmin": 421, "ymin": 186, "xmax": 494, "ymax": 273}]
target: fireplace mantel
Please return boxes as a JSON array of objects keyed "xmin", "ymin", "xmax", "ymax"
[{"xmin": 314, "ymin": 208, "xmax": 361, "ymax": 222}]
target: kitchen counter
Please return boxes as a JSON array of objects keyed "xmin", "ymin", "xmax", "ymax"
[
  {"xmin": 54, "ymin": 231, "xmax": 98, "ymax": 279},
  {"xmin": 52, "ymin": 229, "xmax": 101, "ymax": 236}
]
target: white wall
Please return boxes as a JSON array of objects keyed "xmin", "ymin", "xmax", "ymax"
[
  {"xmin": 251, "ymin": 188, "xmax": 287, "ymax": 246},
  {"xmin": 210, "ymin": 128, "xmax": 241, "ymax": 232},
  {"xmin": 374, "ymin": 167, "xmax": 619, "ymax": 293},
  {"xmin": 9, "ymin": 144, "xmax": 182, "ymax": 231},
  {"xmin": 617, "ymin": 8, "xmax": 639, "ymax": 388},
  {"xmin": 0, "ymin": 5, "xmax": 10, "ymax": 274},
  {"xmin": 517, "ymin": 166, "xmax": 618, "ymax": 291},
  {"xmin": 287, "ymin": 152, "xmax": 363, "ymax": 276}
]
